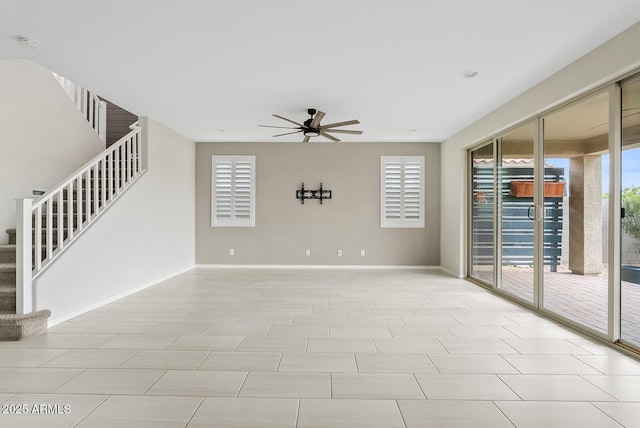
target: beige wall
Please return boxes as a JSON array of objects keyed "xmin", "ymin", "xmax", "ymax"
[{"xmin": 196, "ymin": 142, "xmax": 440, "ymax": 266}]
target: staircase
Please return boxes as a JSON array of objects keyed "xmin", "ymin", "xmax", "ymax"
[
  {"xmin": 0, "ymin": 122, "xmax": 143, "ymax": 340},
  {"xmin": 0, "ymin": 232, "xmax": 49, "ymax": 340}
]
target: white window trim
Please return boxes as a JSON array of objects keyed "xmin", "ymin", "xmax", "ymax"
[
  {"xmin": 380, "ymin": 155, "xmax": 425, "ymax": 228},
  {"xmin": 211, "ymin": 155, "xmax": 256, "ymax": 227}
]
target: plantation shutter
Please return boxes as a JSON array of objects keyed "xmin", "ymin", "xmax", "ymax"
[
  {"xmin": 381, "ymin": 156, "xmax": 425, "ymax": 228},
  {"xmin": 212, "ymin": 156, "xmax": 255, "ymax": 227}
]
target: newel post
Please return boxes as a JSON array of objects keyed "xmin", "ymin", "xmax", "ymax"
[
  {"xmin": 99, "ymin": 100, "xmax": 108, "ymax": 142},
  {"xmin": 16, "ymin": 198, "xmax": 33, "ymax": 314}
]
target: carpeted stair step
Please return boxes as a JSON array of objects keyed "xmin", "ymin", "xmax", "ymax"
[
  {"xmin": 0, "ymin": 245, "xmax": 16, "ymax": 264},
  {"xmin": 0, "ymin": 284, "xmax": 16, "ymax": 312},
  {"xmin": 7, "ymin": 228, "xmax": 68, "ymax": 246},
  {"xmin": 0, "ymin": 310, "xmax": 51, "ymax": 340},
  {"xmin": 0, "ymin": 264, "xmax": 16, "ymax": 287},
  {"xmin": 36, "ymin": 213, "xmax": 81, "ymax": 228}
]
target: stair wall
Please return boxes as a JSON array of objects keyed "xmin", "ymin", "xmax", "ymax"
[
  {"xmin": 0, "ymin": 60, "xmax": 104, "ymax": 245},
  {"xmin": 32, "ymin": 117, "xmax": 195, "ymax": 325}
]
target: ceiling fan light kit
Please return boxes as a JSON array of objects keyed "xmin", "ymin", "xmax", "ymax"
[{"xmin": 259, "ymin": 108, "xmax": 362, "ymax": 142}]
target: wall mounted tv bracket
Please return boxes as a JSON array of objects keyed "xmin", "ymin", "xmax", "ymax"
[{"xmin": 296, "ymin": 182, "xmax": 332, "ymax": 204}]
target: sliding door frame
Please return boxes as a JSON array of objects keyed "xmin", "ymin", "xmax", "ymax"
[{"xmin": 466, "ymin": 77, "xmax": 636, "ymax": 349}]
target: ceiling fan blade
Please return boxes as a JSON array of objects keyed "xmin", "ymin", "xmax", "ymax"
[
  {"xmin": 303, "ymin": 136, "xmax": 311, "ymax": 143},
  {"xmin": 321, "ymin": 119, "xmax": 360, "ymax": 129},
  {"xmin": 320, "ymin": 129, "xmax": 363, "ymax": 135},
  {"xmin": 259, "ymin": 124, "xmax": 300, "ymax": 130},
  {"xmin": 310, "ymin": 111, "xmax": 325, "ymax": 128},
  {"xmin": 273, "ymin": 130, "xmax": 303, "ymax": 137},
  {"xmin": 320, "ymin": 131, "xmax": 341, "ymax": 142},
  {"xmin": 273, "ymin": 114, "xmax": 304, "ymax": 127}
]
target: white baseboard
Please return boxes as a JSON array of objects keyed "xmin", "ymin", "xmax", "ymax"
[
  {"xmin": 196, "ymin": 264, "xmax": 441, "ymax": 270},
  {"xmin": 440, "ymin": 265, "xmax": 465, "ymax": 278},
  {"xmin": 47, "ymin": 265, "xmax": 195, "ymax": 327}
]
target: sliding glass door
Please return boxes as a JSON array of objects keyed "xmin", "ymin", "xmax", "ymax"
[
  {"xmin": 541, "ymin": 91, "xmax": 610, "ymax": 335},
  {"xmin": 470, "ymin": 142, "xmax": 495, "ymax": 286},
  {"xmin": 468, "ymin": 75, "xmax": 640, "ymax": 351},
  {"xmin": 497, "ymin": 123, "xmax": 536, "ymax": 303},
  {"xmin": 621, "ymin": 77, "xmax": 640, "ymax": 348}
]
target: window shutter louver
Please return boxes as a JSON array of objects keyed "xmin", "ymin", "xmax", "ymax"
[
  {"xmin": 381, "ymin": 156, "xmax": 425, "ymax": 228},
  {"xmin": 212, "ymin": 156, "xmax": 255, "ymax": 227}
]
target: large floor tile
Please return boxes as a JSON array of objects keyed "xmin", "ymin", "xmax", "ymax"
[
  {"xmin": 398, "ymin": 400, "xmax": 513, "ymax": 428},
  {"xmin": 373, "ymin": 338, "xmax": 446, "ymax": 353},
  {"xmin": 199, "ymin": 351, "xmax": 281, "ymax": 371},
  {"xmin": 0, "ymin": 368, "xmax": 83, "ymax": 393},
  {"xmin": 47, "ymin": 321, "xmax": 98, "ymax": 334},
  {"xmin": 83, "ymin": 321, "xmax": 155, "ymax": 334},
  {"xmin": 147, "ymin": 370, "xmax": 247, "ymax": 396},
  {"xmin": 239, "ymin": 372, "xmax": 330, "ymax": 398},
  {"xmin": 355, "ymin": 353, "xmax": 437, "ymax": 373},
  {"xmin": 55, "ymin": 369, "xmax": 165, "ymax": 394},
  {"xmin": 187, "ymin": 397, "xmax": 298, "ymax": 428},
  {"xmin": 77, "ymin": 395, "xmax": 202, "ymax": 428},
  {"xmin": 120, "ymin": 350, "xmax": 210, "ymax": 369},
  {"xmin": 33, "ymin": 334, "xmax": 116, "ymax": 349},
  {"xmin": 41, "ymin": 349, "xmax": 137, "ymax": 369},
  {"xmin": 429, "ymin": 354, "xmax": 519, "ymax": 374},
  {"xmin": 593, "ymin": 402, "xmax": 640, "ymax": 428},
  {"xmin": 0, "ymin": 394, "xmax": 107, "ymax": 428},
  {"xmin": 168, "ymin": 335, "xmax": 243, "ymax": 351},
  {"xmin": 415, "ymin": 373, "xmax": 520, "ymax": 400},
  {"xmin": 297, "ymin": 399, "xmax": 405, "ymax": 428},
  {"xmin": 503, "ymin": 338, "xmax": 593, "ymax": 354},
  {"xmin": 0, "ymin": 394, "xmax": 16, "ymax": 403},
  {"xmin": 307, "ymin": 338, "xmax": 377, "ymax": 353},
  {"xmin": 576, "ymin": 354, "xmax": 640, "ymax": 374},
  {"xmin": 329, "ymin": 326, "xmax": 392, "ymax": 338},
  {"xmin": 447, "ymin": 326, "xmax": 518, "ymax": 339},
  {"xmin": 0, "ymin": 349, "xmax": 67, "ymax": 367},
  {"xmin": 498, "ymin": 374, "xmax": 616, "ymax": 401},
  {"xmin": 267, "ymin": 325, "xmax": 328, "ymax": 337},
  {"xmin": 332, "ymin": 373, "xmax": 424, "ymax": 399},
  {"xmin": 145, "ymin": 322, "xmax": 214, "ymax": 335},
  {"xmin": 505, "ymin": 325, "xmax": 584, "ymax": 339},
  {"xmin": 388, "ymin": 325, "xmax": 454, "ymax": 337},
  {"xmin": 582, "ymin": 375, "xmax": 640, "ymax": 400},
  {"xmin": 496, "ymin": 401, "xmax": 621, "ymax": 428},
  {"xmin": 278, "ymin": 352, "xmax": 356, "ymax": 372},
  {"xmin": 438, "ymin": 338, "xmax": 519, "ymax": 354},
  {"xmin": 237, "ymin": 336, "xmax": 307, "ymax": 352},
  {"xmin": 99, "ymin": 335, "xmax": 180, "ymax": 350},
  {"xmin": 502, "ymin": 354, "xmax": 602, "ymax": 374},
  {"xmin": 293, "ymin": 314, "xmax": 348, "ymax": 326}
]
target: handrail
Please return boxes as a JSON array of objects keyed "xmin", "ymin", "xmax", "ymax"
[
  {"xmin": 15, "ymin": 123, "xmax": 144, "ymax": 314},
  {"xmin": 32, "ymin": 125, "xmax": 140, "ymax": 209},
  {"xmin": 52, "ymin": 72, "xmax": 107, "ymax": 142}
]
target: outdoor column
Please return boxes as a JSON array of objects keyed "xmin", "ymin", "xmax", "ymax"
[{"xmin": 569, "ymin": 155, "xmax": 603, "ymax": 274}]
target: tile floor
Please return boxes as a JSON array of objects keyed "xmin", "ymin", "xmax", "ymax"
[
  {"xmin": 0, "ymin": 268, "xmax": 639, "ymax": 427},
  {"xmin": 472, "ymin": 266, "xmax": 640, "ymax": 345}
]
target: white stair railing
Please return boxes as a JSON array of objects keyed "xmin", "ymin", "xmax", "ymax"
[
  {"xmin": 15, "ymin": 122, "xmax": 143, "ymax": 314},
  {"xmin": 52, "ymin": 72, "xmax": 107, "ymax": 142}
]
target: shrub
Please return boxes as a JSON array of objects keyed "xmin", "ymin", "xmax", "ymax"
[{"xmin": 622, "ymin": 186, "xmax": 640, "ymax": 245}]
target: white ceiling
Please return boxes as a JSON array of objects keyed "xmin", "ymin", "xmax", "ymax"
[{"xmin": 2, "ymin": 1, "xmax": 640, "ymax": 143}]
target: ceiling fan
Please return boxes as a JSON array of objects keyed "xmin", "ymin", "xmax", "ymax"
[{"xmin": 259, "ymin": 108, "xmax": 362, "ymax": 142}]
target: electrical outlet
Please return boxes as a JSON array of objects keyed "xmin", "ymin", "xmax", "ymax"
[
  {"xmin": 305, "ymin": 249, "xmax": 311, "ymax": 256},
  {"xmin": 337, "ymin": 250, "xmax": 342, "ymax": 256},
  {"xmin": 229, "ymin": 249, "xmax": 234, "ymax": 256},
  {"xmin": 361, "ymin": 249, "xmax": 366, "ymax": 257}
]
